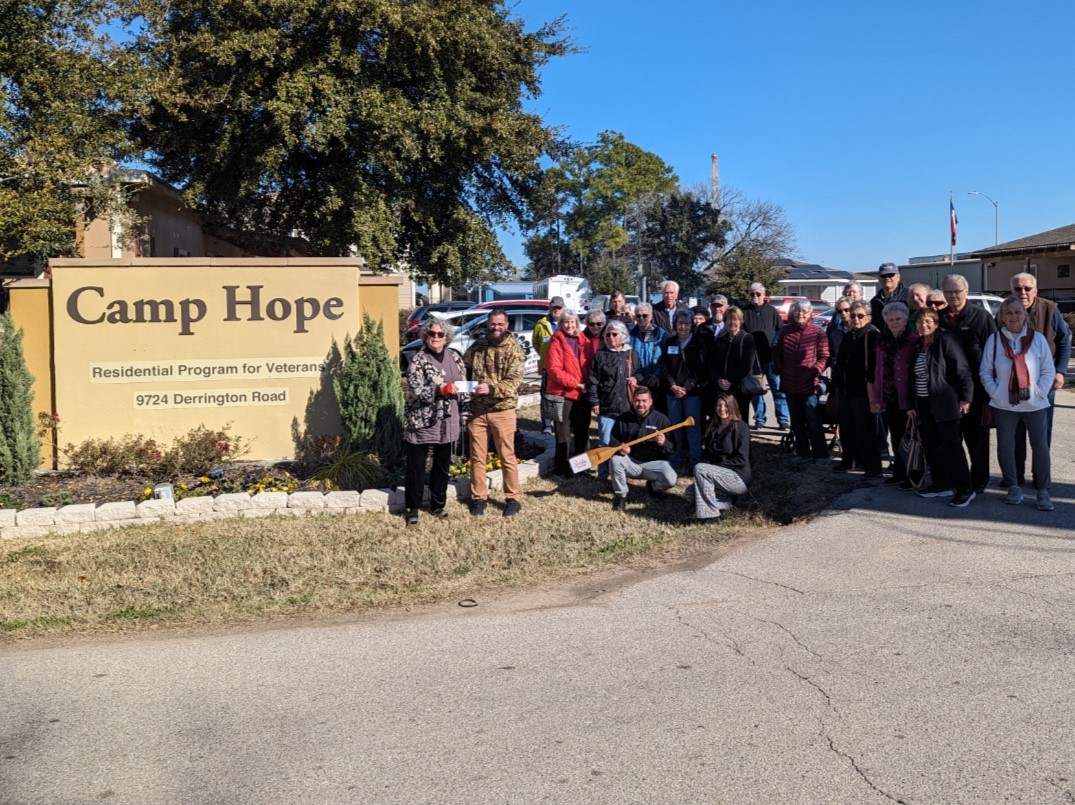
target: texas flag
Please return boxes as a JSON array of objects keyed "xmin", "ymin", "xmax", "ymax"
[{"xmin": 950, "ymin": 195, "xmax": 958, "ymax": 246}]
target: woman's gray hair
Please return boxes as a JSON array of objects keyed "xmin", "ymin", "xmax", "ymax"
[
  {"xmin": 835, "ymin": 295, "xmax": 852, "ymax": 310},
  {"xmin": 635, "ymin": 301, "xmax": 653, "ymax": 316},
  {"xmin": 558, "ymin": 308, "xmax": 580, "ymax": 328},
  {"xmin": 603, "ymin": 318, "xmax": 630, "ymax": 343},
  {"xmin": 788, "ymin": 299, "xmax": 813, "ymax": 316},
  {"xmin": 849, "ymin": 300, "xmax": 870, "ymax": 317},
  {"xmin": 419, "ymin": 317, "xmax": 455, "ymax": 342},
  {"xmin": 672, "ymin": 308, "xmax": 694, "ymax": 328},
  {"xmin": 882, "ymin": 301, "xmax": 909, "ymax": 318},
  {"xmin": 584, "ymin": 309, "xmax": 607, "ymax": 326}
]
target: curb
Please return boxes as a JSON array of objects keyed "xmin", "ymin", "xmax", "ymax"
[{"xmin": 1, "ymin": 404, "xmax": 557, "ymax": 541}]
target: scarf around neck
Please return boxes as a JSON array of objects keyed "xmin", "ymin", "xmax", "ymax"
[{"xmin": 1001, "ymin": 325, "xmax": 1034, "ymax": 405}]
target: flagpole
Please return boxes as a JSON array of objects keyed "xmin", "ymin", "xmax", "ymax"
[{"xmin": 949, "ymin": 191, "xmax": 956, "ymax": 265}]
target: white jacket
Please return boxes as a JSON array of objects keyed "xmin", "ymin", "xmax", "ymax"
[{"xmin": 979, "ymin": 326, "xmax": 1054, "ymax": 412}]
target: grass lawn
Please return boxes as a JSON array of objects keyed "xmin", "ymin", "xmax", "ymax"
[{"xmin": 0, "ymin": 410, "xmax": 856, "ymax": 641}]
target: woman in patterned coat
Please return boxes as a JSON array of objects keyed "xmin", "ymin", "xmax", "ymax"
[{"xmin": 403, "ymin": 319, "xmax": 469, "ymax": 526}]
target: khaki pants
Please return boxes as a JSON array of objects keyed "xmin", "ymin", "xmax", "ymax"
[{"xmin": 468, "ymin": 409, "xmax": 521, "ymax": 501}]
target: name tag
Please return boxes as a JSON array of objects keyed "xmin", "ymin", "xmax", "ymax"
[
  {"xmin": 542, "ymin": 336, "xmax": 551, "ymax": 343},
  {"xmin": 667, "ymin": 345, "xmax": 679, "ymax": 355}
]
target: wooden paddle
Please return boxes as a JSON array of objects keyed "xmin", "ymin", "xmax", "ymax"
[{"xmin": 568, "ymin": 417, "xmax": 695, "ymax": 474}]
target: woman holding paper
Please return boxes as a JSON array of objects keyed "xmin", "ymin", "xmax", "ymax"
[{"xmin": 402, "ymin": 318, "xmax": 469, "ymax": 526}]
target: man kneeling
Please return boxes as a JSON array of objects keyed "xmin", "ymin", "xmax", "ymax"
[{"xmin": 609, "ymin": 386, "xmax": 677, "ymax": 511}]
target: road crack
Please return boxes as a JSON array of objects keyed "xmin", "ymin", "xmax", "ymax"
[{"xmin": 825, "ymin": 735, "xmax": 908, "ymax": 804}]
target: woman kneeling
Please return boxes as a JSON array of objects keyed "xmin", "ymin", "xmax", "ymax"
[{"xmin": 688, "ymin": 395, "xmax": 751, "ymax": 520}]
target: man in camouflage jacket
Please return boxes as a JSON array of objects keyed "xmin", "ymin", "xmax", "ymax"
[{"xmin": 463, "ymin": 309, "xmax": 525, "ymax": 517}]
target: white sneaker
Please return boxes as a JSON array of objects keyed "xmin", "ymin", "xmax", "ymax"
[{"xmin": 1036, "ymin": 490, "xmax": 1054, "ymax": 511}]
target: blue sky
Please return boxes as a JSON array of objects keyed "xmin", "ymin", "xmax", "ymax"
[{"xmin": 502, "ymin": 0, "xmax": 1075, "ymax": 273}]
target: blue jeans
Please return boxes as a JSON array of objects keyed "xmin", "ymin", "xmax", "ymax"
[
  {"xmin": 752, "ymin": 363, "xmax": 790, "ymax": 427},
  {"xmin": 667, "ymin": 394, "xmax": 702, "ymax": 469},
  {"xmin": 787, "ymin": 393, "xmax": 828, "ymax": 459},
  {"xmin": 597, "ymin": 414, "xmax": 616, "ymax": 480}
]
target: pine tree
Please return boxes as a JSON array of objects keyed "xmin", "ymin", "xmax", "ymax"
[
  {"xmin": 334, "ymin": 314, "xmax": 404, "ymax": 479},
  {"xmin": 0, "ymin": 312, "xmax": 41, "ymax": 483}
]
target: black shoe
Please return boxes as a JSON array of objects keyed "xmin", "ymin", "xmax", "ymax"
[
  {"xmin": 646, "ymin": 480, "xmax": 665, "ymax": 497},
  {"xmin": 469, "ymin": 499, "xmax": 487, "ymax": 517},
  {"xmin": 612, "ymin": 495, "xmax": 627, "ymax": 512},
  {"xmin": 405, "ymin": 510, "xmax": 419, "ymax": 526},
  {"xmin": 831, "ymin": 463, "xmax": 852, "ymax": 473},
  {"xmin": 917, "ymin": 485, "xmax": 954, "ymax": 499},
  {"xmin": 973, "ymin": 486, "xmax": 986, "ymax": 495},
  {"xmin": 949, "ymin": 490, "xmax": 976, "ymax": 508},
  {"xmin": 503, "ymin": 499, "xmax": 521, "ymax": 518},
  {"xmin": 897, "ymin": 480, "xmax": 917, "ymax": 491},
  {"xmin": 431, "ymin": 508, "xmax": 449, "ymax": 519},
  {"xmin": 861, "ymin": 472, "xmax": 883, "ymax": 485}
]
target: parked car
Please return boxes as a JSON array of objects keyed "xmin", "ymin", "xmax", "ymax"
[
  {"xmin": 966, "ymin": 294, "xmax": 1005, "ymax": 317},
  {"xmin": 400, "ymin": 307, "xmax": 547, "ymax": 376},
  {"xmin": 467, "ymin": 299, "xmax": 550, "ymax": 312},
  {"xmin": 405, "ymin": 301, "xmax": 473, "ymax": 338}
]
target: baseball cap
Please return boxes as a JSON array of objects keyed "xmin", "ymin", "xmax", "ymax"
[
  {"xmin": 878, "ymin": 262, "xmax": 899, "ymax": 277},
  {"xmin": 710, "ymin": 294, "xmax": 728, "ymax": 307},
  {"xmin": 550, "ymin": 296, "xmax": 565, "ymax": 309}
]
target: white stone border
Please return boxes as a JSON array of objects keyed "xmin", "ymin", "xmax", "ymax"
[{"xmin": 0, "ymin": 410, "xmax": 556, "ymax": 541}]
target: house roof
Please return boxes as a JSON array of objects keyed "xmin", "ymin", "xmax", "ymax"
[
  {"xmin": 773, "ymin": 259, "xmax": 854, "ymax": 282},
  {"xmin": 969, "ymin": 222, "xmax": 1075, "ymax": 258}
]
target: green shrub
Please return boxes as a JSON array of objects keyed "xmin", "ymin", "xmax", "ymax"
[
  {"xmin": 0, "ymin": 312, "xmax": 41, "ymax": 483},
  {"xmin": 334, "ymin": 314, "xmax": 404, "ymax": 486}
]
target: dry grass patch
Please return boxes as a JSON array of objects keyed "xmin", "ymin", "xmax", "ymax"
[{"xmin": 0, "ymin": 433, "xmax": 857, "ymax": 641}]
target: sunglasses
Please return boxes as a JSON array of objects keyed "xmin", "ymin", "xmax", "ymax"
[
  {"xmin": 928, "ymin": 300, "xmax": 945, "ymax": 307},
  {"xmin": 850, "ymin": 313, "xmax": 868, "ymax": 320},
  {"xmin": 636, "ymin": 314, "xmax": 650, "ymax": 319},
  {"xmin": 587, "ymin": 322, "xmax": 603, "ymax": 327},
  {"xmin": 427, "ymin": 332, "xmax": 446, "ymax": 338},
  {"xmin": 836, "ymin": 308, "xmax": 850, "ymax": 314},
  {"xmin": 1013, "ymin": 286, "xmax": 1034, "ymax": 292}
]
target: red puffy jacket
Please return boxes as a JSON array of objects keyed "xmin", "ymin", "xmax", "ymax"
[
  {"xmin": 774, "ymin": 322, "xmax": 829, "ymax": 395},
  {"xmin": 547, "ymin": 329, "xmax": 596, "ymax": 400}
]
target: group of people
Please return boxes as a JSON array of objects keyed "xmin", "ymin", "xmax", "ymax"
[
  {"xmin": 828, "ymin": 265, "xmax": 1069, "ymax": 511},
  {"xmin": 400, "ymin": 266, "xmax": 1068, "ymax": 525}
]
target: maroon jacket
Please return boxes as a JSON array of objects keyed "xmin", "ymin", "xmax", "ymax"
[
  {"xmin": 773, "ymin": 322, "xmax": 829, "ymax": 395},
  {"xmin": 872, "ymin": 328, "xmax": 920, "ymax": 411}
]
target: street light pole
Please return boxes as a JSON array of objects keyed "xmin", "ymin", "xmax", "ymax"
[{"xmin": 967, "ymin": 191, "xmax": 999, "ymax": 245}]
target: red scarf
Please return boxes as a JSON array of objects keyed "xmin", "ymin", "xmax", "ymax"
[{"xmin": 1000, "ymin": 327, "xmax": 1035, "ymax": 406}]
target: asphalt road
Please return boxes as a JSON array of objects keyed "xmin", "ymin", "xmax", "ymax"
[{"xmin": 2, "ymin": 392, "xmax": 1074, "ymax": 805}]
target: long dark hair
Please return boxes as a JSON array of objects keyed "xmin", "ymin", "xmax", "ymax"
[{"xmin": 705, "ymin": 394, "xmax": 742, "ymax": 436}]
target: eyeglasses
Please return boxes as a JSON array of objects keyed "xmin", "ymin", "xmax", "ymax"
[
  {"xmin": 605, "ymin": 332, "xmax": 620, "ymax": 338},
  {"xmin": 587, "ymin": 322, "xmax": 603, "ymax": 327},
  {"xmin": 836, "ymin": 308, "xmax": 850, "ymax": 314},
  {"xmin": 751, "ymin": 292, "xmax": 765, "ymax": 297},
  {"xmin": 427, "ymin": 332, "xmax": 446, "ymax": 339},
  {"xmin": 850, "ymin": 313, "xmax": 868, "ymax": 320},
  {"xmin": 1013, "ymin": 286, "xmax": 1034, "ymax": 292},
  {"xmin": 928, "ymin": 300, "xmax": 945, "ymax": 307},
  {"xmin": 636, "ymin": 314, "xmax": 650, "ymax": 319}
]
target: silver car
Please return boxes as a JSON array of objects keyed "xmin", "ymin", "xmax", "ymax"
[{"xmin": 399, "ymin": 308, "xmax": 547, "ymax": 376}]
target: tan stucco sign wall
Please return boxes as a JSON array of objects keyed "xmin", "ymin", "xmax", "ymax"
[{"xmin": 51, "ymin": 260, "xmax": 360, "ymax": 460}]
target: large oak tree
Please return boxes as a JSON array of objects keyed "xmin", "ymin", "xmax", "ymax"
[{"xmin": 131, "ymin": 0, "xmax": 571, "ymax": 285}]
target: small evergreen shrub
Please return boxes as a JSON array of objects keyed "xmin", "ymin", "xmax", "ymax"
[
  {"xmin": 0, "ymin": 312, "xmax": 41, "ymax": 484},
  {"xmin": 334, "ymin": 314, "xmax": 405, "ymax": 486}
]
